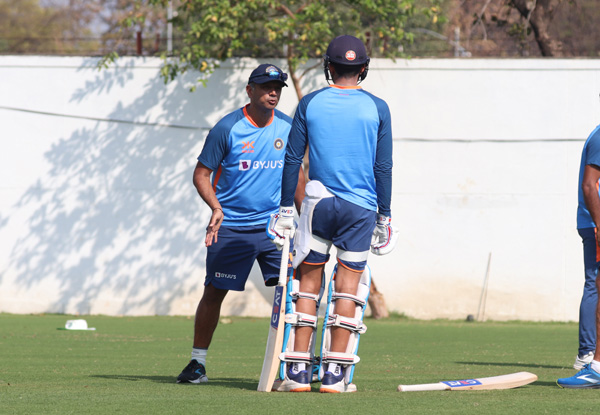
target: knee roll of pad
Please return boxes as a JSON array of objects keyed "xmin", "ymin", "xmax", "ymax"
[
  {"xmin": 278, "ymin": 271, "xmax": 326, "ymax": 380},
  {"xmin": 319, "ymin": 265, "xmax": 371, "ymax": 384}
]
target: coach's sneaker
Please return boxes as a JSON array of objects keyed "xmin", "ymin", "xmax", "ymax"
[
  {"xmin": 557, "ymin": 364, "xmax": 600, "ymax": 389},
  {"xmin": 274, "ymin": 365, "xmax": 311, "ymax": 392},
  {"xmin": 319, "ymin": 367, "xmax": 357, "ymax": 393},
  {"xmin": 176, "ymin": 360, "xmax": 208, "ymax": 384},
  {"xmin": 573, "ymin": 351, "xmax": 594, "ymax": 371}
]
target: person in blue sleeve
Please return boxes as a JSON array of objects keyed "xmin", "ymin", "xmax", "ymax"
[
  {"xmin": 558, "ymin": 124, "xmax": 600, "ymax": 388},
  {"xmin": 267, "ymin": 35, "xmax": 398, "ymax": 393},
  {"xmin": 177, "ymin": 63, "xmax": 305, "ymax": 384}
]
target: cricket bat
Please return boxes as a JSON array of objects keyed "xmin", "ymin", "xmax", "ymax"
[
  {"xmin": 397, "ymin": 371, "xmax": 537, "ymax": 392},
  {"xmin": 257, "ymin": 230, "xmax": 290, "ymax": 392}
]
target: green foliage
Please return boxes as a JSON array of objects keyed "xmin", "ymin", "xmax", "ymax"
[
  {"xmin": 0, "ymin": 0, "xmax": 100, "ymax": 54},
  {"xmin": 121, "ymin": 0, "xmax": 444, "ymax": 95}
]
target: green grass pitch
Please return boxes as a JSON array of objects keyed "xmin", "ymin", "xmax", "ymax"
[{"xmin": 2, "ymin": 313, "xmax": 600, "ymax": 414}]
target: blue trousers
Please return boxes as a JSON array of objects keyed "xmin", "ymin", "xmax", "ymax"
[{"xmin": 579, "ymin": 227, "xmax": 599, "ymax": 355}]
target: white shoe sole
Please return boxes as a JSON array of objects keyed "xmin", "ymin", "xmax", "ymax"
[
  {"xmin": 273, "ymin": 378, "xmax": 311, "ymax": 392},
  {"xmin": 177, "ymin": 375, "xmax": 208, "ymax": 384},
  {"xmin": 319, "ymin": 382, "xmax": 357, "ymax": 393}
]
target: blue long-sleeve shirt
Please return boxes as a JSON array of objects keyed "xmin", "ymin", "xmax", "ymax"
[{"xmin": 281, "ymin": 85, "xmax": 393, "ymax": 216}]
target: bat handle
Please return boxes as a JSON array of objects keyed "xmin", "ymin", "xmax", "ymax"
[
  {"xmin": 278, "ymin": 229, "xmax": 291, "ymax": 286},
  {"xmin": 397, "ymin": 383, "xmax": 448, "ymax": 392}
]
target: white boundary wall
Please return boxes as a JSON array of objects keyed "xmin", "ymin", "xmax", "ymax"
[{"xmin": 1, "ymin": 56, "xmax": 599, "ymax": 320}]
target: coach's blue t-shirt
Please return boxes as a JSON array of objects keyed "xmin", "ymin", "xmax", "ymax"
[
  {"xmin": 577, "ymin": 124, "xmax": 600, "ymax": 229},
  {"xmin": 198, "ymin": 105, "xmax": 292, "ymax": 226},
  {"xmin": 281, "ymin": 85, "xmax": 393, "ymax": 216}
]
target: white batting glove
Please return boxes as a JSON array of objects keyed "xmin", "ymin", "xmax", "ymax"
[
  {"xmin": 370, "ymin": 214, "xmax": 398, "ymax": 255},
  {"xmin": 266, "ymin": 206, "xmax": 295, "ymax": 250}
]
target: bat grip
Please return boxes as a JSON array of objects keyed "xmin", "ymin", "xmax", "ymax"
[
  {"xmin": 397, "ymin": 383, "xmax": 448, "ymax": 392},
  {"xmin": 278, "ymin": 229, "xmax": 290, "ymax": 286}
]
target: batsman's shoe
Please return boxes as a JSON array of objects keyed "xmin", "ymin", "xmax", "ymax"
[
  {"xmin": 274, "ymin": 368, "xmax": 311, "ymax": 392},
  {"xmin": 319, "ymin": 370, "xmax": 357, "ymax": 393},
  {"xmin": 557, "ymin": 364, "xmax": 600, "ymax": 389},
  {"xmin": 573, "ymin": 351, "xmax": 594, "ymax": 371},
  {"xmin": 176, "ymin": 360, "xmax": 208, "ymax": 384}
]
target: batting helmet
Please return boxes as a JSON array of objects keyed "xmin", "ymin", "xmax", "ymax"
[{"xmin": 323, "ymin": 35, "xmax": 370, "ymax": 83}]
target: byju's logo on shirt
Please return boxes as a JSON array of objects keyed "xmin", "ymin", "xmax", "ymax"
[
  {"xmin": 241, "ymin": 141, "xmax": 255, "ymax": 153},
  {"xmin": 239, "ymin": 160, "xmax": 251, "ymax": 171},
  {"xmin": 239, "ymin": 160, "xmax": 284, "ymax": 171}
]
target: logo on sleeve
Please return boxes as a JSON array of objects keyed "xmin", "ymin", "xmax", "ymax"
[
  {"xmin": 239, "ymin": 160, "xmax": 251, "ymax": 171},
  {"xmin": 274, "ymin": 138, "xmax": 284, "ymax": 150}
]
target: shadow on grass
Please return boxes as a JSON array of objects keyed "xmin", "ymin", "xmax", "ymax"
[
  {"xmin": 91, "ymin": 374, "xmax": 256, "ymax": 389},
  {"xmin": 456, "ymin": 361, "xmax": 565, "ymax": 370}
]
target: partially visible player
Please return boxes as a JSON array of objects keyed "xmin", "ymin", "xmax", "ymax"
[
  {"xmin": 267, "ymin": 35, "xmax": 397, "ymax": 393},
  {"xmin": 177, "ymin": 63, "xmax": 304, "ymax": 384},
  {"xmin": 557, "ymin": 124, "xmax": 600, "ymax": 388}
]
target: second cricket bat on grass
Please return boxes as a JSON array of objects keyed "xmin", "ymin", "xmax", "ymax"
[
  {"xmin": 257, "ymin": 230, "xmax": 290, "ymax": 392},
  {"xmin": 397, "ymin": 371, "xmax": 537, "ymax": 392}
]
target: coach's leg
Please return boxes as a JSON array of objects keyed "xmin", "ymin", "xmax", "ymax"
[
  {"xmin": 177, "ymin": 283, "xmax": 228, "ymax": 384},
  {"xmin": 193, "ymin": 283, "xmax": 229, "ymax": 348}
]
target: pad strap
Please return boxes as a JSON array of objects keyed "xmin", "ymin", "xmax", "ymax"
[
  {"xmin": 326, "ymin": 314, "xmax": 367, "ymax": 334},
  {"xmin": 308, "ymin": 234, "xmax": 331, "ymax": 255},
  {"xmin": 285, "ymin": 312, "xmax": 318, "ymax": 328},
  {"xmin": 336, "ymin": 248, "xmax": 369, "ymax": 262},
  {"xmin": 279, "ymin": 351, "xmax": 313, "ymax": 364},
  {"xmin": 290, "ymin": 290, "xmax": 320, "ymax": 302},
  {"xmin": 322, "ymin": 350, "xmax": 361, "ymax": 365},
  {"xmin": 332, "ymin": 291, "xmax": 367, "ymax": 307}
]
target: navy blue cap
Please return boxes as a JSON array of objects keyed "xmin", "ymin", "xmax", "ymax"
[
  {"xmin": 325, "ymin": 35, "xmax": 369, "ymax": 65},
  {"xmin": 248, "ymin": 64, "xmax": 288, "ymax": 87}
]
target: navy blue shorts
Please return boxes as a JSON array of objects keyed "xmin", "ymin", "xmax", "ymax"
[
  {"xmin": 205, "ymin": 225, "xmax": 284, "ymax": 291},
  {"xmin": 304, "ymin": 196, "xmax": 376, "ymax": 271}
]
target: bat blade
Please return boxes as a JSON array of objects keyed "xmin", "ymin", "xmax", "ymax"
[
  {"xmin": 257, "ymin": 233, "xmax": 290, "ymax": 392},
  {"xmin": 397, "ymin": 371, "xmax": 537, "ymax": 392}
]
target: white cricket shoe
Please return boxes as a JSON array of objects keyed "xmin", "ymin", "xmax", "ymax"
[
  {"xmin": 574, "ymin": 351, "xmax": 594, "ymax": 371},
  {"xmin": 319, "ymin": 369, "xmax": 357, "ymax": 393},
  {"xmin": 273, "ymin": 368, "xmax": 311, "ymax": 392}
]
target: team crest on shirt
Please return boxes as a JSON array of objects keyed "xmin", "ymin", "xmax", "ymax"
[
  {"xmin": 274, "ymin": 138, "xmax": 284, "ymax": 150},
  {"xmin": 345, "ymin": 50, "xmax": 356, "ymax": 61},
  {"xmin": 241, "ymin": 141, "xmax": 255, "ymax": 153}
]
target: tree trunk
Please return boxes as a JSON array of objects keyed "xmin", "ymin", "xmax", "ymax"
[
  {"xmin": 511, "ymin": 0, "xmax": 563, "ymax": 56},
  {"xmin": 368, "ymin": 278, "xmax": 389, "ymax": 319}
]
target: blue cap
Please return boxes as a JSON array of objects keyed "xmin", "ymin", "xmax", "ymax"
[{"xmin": 248, "ymin": 64, "xmax": 288, "ymax": 87}]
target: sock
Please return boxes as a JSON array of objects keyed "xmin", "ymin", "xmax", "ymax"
[
  {"xmin": 290, "ymin": 362, "xmax": 306, "ymax": 374},
  {"xmin": 327, "ymin": 363, "xmax": 340, "ymax": 375},
  {"xmin": 591, "ymin": 360, "xmax": 600, "ymax": 373},
  {"xmin": 191, "ymin": 347, "xmax": 208, "ymax": 366}
]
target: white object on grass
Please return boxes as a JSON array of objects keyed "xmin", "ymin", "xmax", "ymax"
[{"xmin": 64, "ymin": 319, "xmax": 96, "ymax": 331}]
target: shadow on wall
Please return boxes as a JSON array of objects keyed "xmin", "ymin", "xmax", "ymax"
[{"xmin": 1, "ymin": 58, "xmax": 285, "ymax": 315}]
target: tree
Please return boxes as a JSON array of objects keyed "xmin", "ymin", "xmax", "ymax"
[
  {"xmin": 115, "ymin": 0, "xmax": 443, "ymax": 99},
  {"xmin": 443, "ymin": 0, "xmax": 587, "ymax": 57},
  {"xmin": 0, "ymin": 0, "xmax": 99, "ymax": 54}
]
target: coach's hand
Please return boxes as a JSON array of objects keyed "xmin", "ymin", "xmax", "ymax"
[
  {"xmin": 371, "ymin": 214, "xmax": 398, "ymax": 255},
  {"xmin": 266, "ymin": 206, "xmax": 295, "ymax": 250},
  {"xmin": 205, "ymin": 207, "xmax": 224, "ymax": 247}
]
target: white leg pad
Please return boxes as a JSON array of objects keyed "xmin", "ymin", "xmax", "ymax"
[
  {"xmin": 278, "ymin": 274, "xmax": 325, "ymax": 380},
  {"xmin": 319, "ymin": 265, "xmax": 371, "ymax": 384}
]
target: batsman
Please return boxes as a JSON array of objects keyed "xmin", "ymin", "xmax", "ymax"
[{"xmin": 267, "ymin": 35, "xmax": 398, "ymax": 393}]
